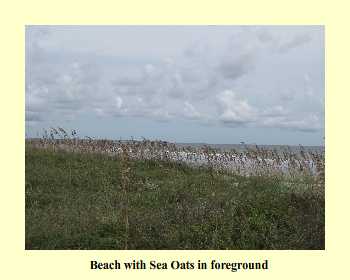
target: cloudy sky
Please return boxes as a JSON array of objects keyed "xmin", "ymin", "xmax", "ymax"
[{"xmin": 25, "ymin": 25, "xmax": 324, "ymax": 145}]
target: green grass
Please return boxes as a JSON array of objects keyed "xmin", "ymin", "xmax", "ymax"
[{"xmin": 25, "ymin": 147, "xmax": 324, "ymax": 250}]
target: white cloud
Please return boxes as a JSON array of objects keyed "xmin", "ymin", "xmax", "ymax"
[
  {"xmin": 183, "ymin": 101, "xmax": 201, "ymax": 120},
  {"xmin": 26, "ymin": 28, "xmax": 107, "ymax": 123},
  {"xmin": 25, "ymin": 26, "xmax": 324, "ymax": 134},
  {"xmin": 261, "ymin": 114, "xmax": 321, "ymax": 132},
  {"xmin": 216, "ymin": 90, "xmax": 257, "ymax": 125},
  {"xmin": 261, "ymin": 105, "xmax": 287, "ymax": 117}
]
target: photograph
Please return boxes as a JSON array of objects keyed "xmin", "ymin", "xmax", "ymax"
[{"xmin": 25, "ymin": 25, "xmax": 325, "ymax": 250}]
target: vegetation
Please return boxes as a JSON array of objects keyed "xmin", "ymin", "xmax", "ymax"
[{"xmin": 25, "ymin": 130, "xmax": 324, "ymax": 249}]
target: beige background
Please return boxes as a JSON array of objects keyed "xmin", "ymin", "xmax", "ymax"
[{"xmin": 1, "ymin": 0, "xmax": 348, "ymax": 278}]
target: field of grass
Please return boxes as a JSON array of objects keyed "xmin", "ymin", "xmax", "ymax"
[{"xmin": 25, "ymin": 145, "xmax": 324, "ymax": 250}]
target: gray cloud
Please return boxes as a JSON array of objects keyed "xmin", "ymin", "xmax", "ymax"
[
  {"xmin": 26, "ymin": 27, "xmax": 107, "ymax": 123},
  {"xmin": 26, "ymin": 26, "xmax": 324, "ymax": 134},
  {"xmin": 277, "ymin": 33, "xmax": 312, "ymax": 53},
  {"xmin": 218, "ymin": 53, "xmax": 255, "ymax": 80}
]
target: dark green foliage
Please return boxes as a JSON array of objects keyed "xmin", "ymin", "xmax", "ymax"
[{"xmin": 25, "ymin": 147, "xmax": 324, "ymax": 250}]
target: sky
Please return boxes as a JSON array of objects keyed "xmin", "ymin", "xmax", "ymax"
[{"xmin": 25, "ymin": 25, "xmax": 324, "ymax": 145}]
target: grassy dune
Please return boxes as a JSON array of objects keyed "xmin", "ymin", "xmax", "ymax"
[{"xmin": 25, "ymin": 146, "xmax": 324, "ymax": 250}]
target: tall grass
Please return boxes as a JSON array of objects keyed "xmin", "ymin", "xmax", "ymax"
[
  {"xmin": 25, "ymin": 128, "xmax": 325, "ymax": 249},
  {"xmin": 27, "ymin": 128, "xmax": 325, "ymax": 184},
  {"xmin": 120, "ymin": 144, "xmax": 132, "ymax": 249}
]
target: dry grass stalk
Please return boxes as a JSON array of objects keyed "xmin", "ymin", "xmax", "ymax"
[
  {"xmin": 120, "ymin": 144, "xmax": 131, "ymax": 250},
  {"xmin": 28, "ymin": 127, "xmax": 325, "ymax": 184}
]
